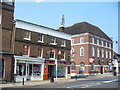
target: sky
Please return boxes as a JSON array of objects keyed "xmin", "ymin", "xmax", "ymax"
[{"xmin": 14, "ymin": 1, "xmax": 118, "ymax": 52}]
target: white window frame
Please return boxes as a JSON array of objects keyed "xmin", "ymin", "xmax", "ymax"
[
  {"xmin": 71, "ymin": 39, "xmax": 74, "ymax": 45},
  {"xmin": 97, "ymin": 39, "xmax": 99, "ymax": 45},
  {"xmin": 97, "ymin": 48, "xmax": 100, "ymax": 57},
  {"xmin": 80, "ymin": 47, "xmax": 84, "ymax": 56},
  {"xmin": 23, "ymin": 31, "xmax": 31, "ymax": 41},
  {"xmin": 106, "ymin": 42, "xmax": 108, "ymax": 47},
  {"xmin": 61, "ymin": 39, "xmax": 66, "ymax": 47},
  {"xmin": 92, "ymin": 47, "xmax": 95, "ymax": 57},
  {"xmin": 38, "ymin": 48, "xmax": 43, "ymax": 58},
  {"xmin": 38, "ymin": 33, "xmax": 44, "ymax": 43},
  {"xmin": 80, "ymin": 37, "xmax": 84, "ymax": 43},
  {"xmin": 109, "ymin": 51, "xmax": 111, "ymax": 59},
  {"xmin": 109, "ymin": 43, "xmax": 111, "ymax": 48},
  {"xmin": 92, "ymin": 38, "xmax": 94, "ymax": 44},
  {"xmin": 23, "ymin": 45, "xmax": 30, "ymax": 56},
  {"xmin": 50, "ymin": 49, "xmax": 55, "ymax": 59},
  {"xmin": 102, "ymin": 49, "xmax": 104, "ymax": 58},
  {"xmin": 101, "ymin": 41, "xmax": 104, "ymax": 46},
  {"xmin": 50, "ymin": 37, "xmax": 57, "ymax": 45},
  {"xmin": 106, "ymin": 50, "xmax": 108, "ymax": 58}
]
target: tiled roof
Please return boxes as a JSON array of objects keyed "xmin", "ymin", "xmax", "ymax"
[{"xmin": 63, "ymin": 21, "xmax": 112, "ymax": 41}]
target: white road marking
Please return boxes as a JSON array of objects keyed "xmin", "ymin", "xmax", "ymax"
[{"xmin": 103, "ymin": 79, "xmax": 118, "ymax": 83}]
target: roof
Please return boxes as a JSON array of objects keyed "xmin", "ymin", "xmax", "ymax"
[{"xmin": 63, "ymin": 21, "xmax": 112, "ymax": 41}]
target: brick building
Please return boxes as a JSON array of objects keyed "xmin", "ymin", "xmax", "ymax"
[
  {"xmin": 63, "ymin": 22, "xmax": 113, "ymax": 76},
  {"xmin": 0, "ymin": 1, "xmax": 15, "ymax": 82}
]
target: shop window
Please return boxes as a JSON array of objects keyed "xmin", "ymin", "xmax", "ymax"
[
  {"xmin": 23, "ymin": 31, "xmax": 31, "ymax": 40},
  {"xmin": 50, "ymin": 49, "xmax": 55, "ymax": 59},
  {"xmin": 80, "ymin": 37, "xmax": 84, "ymax": 43},
  {"xmin": 80, "ymin": 62, "xmax": 85, "ymax": 71},
  {"xmin": 80, "ymin": 47, "xmax": 84, "ymax": 56},
  {"xmin": 33, "ymin": 64, "xmax": 41, "ymax": 76},
  {"xmin": 61, "ymin": 40, "xmax": 66, "ymax": 47},
  {"xmin": 16, "ymin": 63, "xmax": 26, "ymax": 76},
  {"xmin": 50, "ymin": 37, "xmax": 57, "ymax": 45},
  {"xmin": 61, "ymin": 51, "xmax": 65, "ymax": 60},
  {"xmin": 23, "ymin": 45, "xmax": 30, "ymax": 56},
  {"xmin": 38, "ymin": 48, "xmax": 43, "ymax": 58},
  {"xmin": 38, "ymin": 33, "xmax": 44, "ymax": 42}
]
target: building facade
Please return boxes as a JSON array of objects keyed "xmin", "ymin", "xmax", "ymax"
[
  {"xmin": 13, "ymin": 20, "xmax": 71, "ymax": 82},
  {"xmin": 63, "ymin": 22, "xmax": 113, "ymax": 76},
  {"xmin": 0, "ymin": 1, "xmax": 15, "ymax": 82}
]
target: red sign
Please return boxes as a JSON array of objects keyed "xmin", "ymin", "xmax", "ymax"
[
  {"xmin": 44, "ymin": 60, "xmax": 55, "ymax": 64},
  {"xmin": 89, "ymin": 58, "xmax": 94, "ymax": 63}
]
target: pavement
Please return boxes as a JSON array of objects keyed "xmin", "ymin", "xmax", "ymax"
[{"xmin": 0, "ymin": 73, "xmax": 118, "ymax": 88}]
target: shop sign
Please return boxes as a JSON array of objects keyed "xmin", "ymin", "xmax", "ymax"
[{"xmin": 44, "ymin": 60, "xmax": 55, "ymax": 64}]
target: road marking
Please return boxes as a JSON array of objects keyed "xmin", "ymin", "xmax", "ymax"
[{"xmin": 103, "ymin": 79, "xmax": 118, "ymax": 83}]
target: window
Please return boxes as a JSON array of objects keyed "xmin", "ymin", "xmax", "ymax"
[
  {"xmin": 24, "ymin": 31, "xmax": 31, "ymax": 40},
  {"xmin": 91, "ymin": 47, "xmax": 95, "ymax": 57},
  {"xmin": 38, "ymin": 48, "xmax": 43, "ymax": 58},
  {"xmin": 97, "ymin": 39, "xmax": 99, "ymax": 45},
  {"xmin": 51, "ymin": 37, "xmax": 57, "ymax": 45},
  {"xmin": 50, "ymin": 49, "xmax": 55, "ymax": 59},
  {"xmin": 102, "ymin": 49, "xmax": 104, "ymax": 58},
  {"xmin": 80, "ymin": 62, "xmax": 85, "ymax": 71},
  {"xmin": 92, "ymin": 38, "xmax": 94, "ymax": 44},
  {"xmin": 101, "ymin": 41, "xmax": 104, "ymax": 46},
  {"xmin": 80, "ymin": 47, "xmax": 84, "ymax": 56},
  {"xmin": 97, "ymin": 48, "xmax": 100, "ymax": 57},
  {"xmin": 61, "ymin": 51, "xmax": 65, "ymax": 60},
  {"xmin": 106, "ymin": 50, "xmax": 108, "ymax": 58},
  {"xmin": 23, "ymin": 45, "xmax": 30, "ymax": 56},
  {"xmin": 61, "ymin": 40, "xmax": 66, "ymax": 47},
  {"xmin": 71, "ymin": 48, "xmax": 75, "ymax": 57},
  {"xmin": 71, "ymin": 62, "xmax": 75, "ymax": 70},
  {"xmin": 109, "ymin": 43, "xmax": 111, "ymax": 48},
  {"xmin": 16, "ymin": 63, "xmax": 26, "ymax": 76},
  {"xmin": 106, "ymin": 42, "xmax": 108, "ymax": 47},
  {"xmin": 38, "ymin": 33, "xmax": 44, "ymax": 42},
  {"xmin": 109, "ymin": 51, "xmax": 111, "ymax": 59},
  {"xmin": 80, "ymin": 37, "xmax": 84, "ymax": 43},
  {"xmin": 71, "ymin": 39, "xmax": 74, "ymax": 44},
  {"xmin": 33, "ymin": 64, "xmax": 41, "ymax": 76},
  {"xmin": 2, "ymin": 0, "xmax": 13, "ymax": 5}
]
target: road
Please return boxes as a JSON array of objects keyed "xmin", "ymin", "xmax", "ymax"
[{"xmin": 17, "ymin": 75, "xmax": 119, "ymax": 89}]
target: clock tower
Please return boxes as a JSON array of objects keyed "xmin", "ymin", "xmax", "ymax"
[{"xmin": 0, "ymin": 0, "xmax": 15, "ymax": 52}]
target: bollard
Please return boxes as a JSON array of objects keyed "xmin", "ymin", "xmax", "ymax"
[{"xmin": 22, "ymin": 78, "xmax": 24, "ymax": 85}]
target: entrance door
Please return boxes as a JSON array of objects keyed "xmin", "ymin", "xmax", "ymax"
[
  {"xmin": 48, "ymin": 65, "xmax": 54, "ymax": 79},
  {"xmin": 0, "ymin": 59, "xmax": 4, "ymax": 78}
]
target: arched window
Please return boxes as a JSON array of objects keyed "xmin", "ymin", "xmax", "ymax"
[
  {"xmin": 80, "ymin": 47, "xmax": 84, "ymax": 56},
  {"xmin": 80, "ymin": 62, "xmax": 85, "ymax": 71}
]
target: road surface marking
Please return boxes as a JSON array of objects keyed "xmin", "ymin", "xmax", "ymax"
[{"xmin": 103, "ymin": 79, "xmax": 118, "ymax": 83}]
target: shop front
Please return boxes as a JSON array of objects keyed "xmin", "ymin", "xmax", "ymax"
[
  {"xmin": 14, "ymin": 56, "xmax": 44, "ymax": 82},
  {"xmin": 43, "ymin": 59, "xmax": 71, "ymax": 80}
]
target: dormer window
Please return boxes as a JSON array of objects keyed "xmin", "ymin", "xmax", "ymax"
[
  {"xmin": 23, "ymin": 31, "xmax": 31, "ymax": 40},
  {"xmin": 61, "ymin": 40, "xmax": 66, "ymax": 47},
  {"xmin": 38, "ymin": 33, "xmax": 44, "ymax": 43},
  {"xmin": 50, "ymin": 37, "xmax": 57, "ymax": 45}
]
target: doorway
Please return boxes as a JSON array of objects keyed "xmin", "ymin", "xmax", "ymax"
[
  {"xmin": 48, "ymin": 65, "xmax": 55, "ymax": 79},
  {"xmin": 0, "ymin": 59, "xmax": 4, "ymax": 78}
]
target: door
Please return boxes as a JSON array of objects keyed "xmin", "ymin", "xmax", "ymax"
[
  {"xmin": 101, "ymin": 66, "xmax": 103, "ymax": 74},
  {"xmin": 0, "ymin": 59, "xmax": 4, "ymax": 78}
]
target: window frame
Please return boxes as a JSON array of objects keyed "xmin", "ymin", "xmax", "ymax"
[
  {"xmin": 80, "ymin": 37, "xmax": 84, "ymax": 43},
  {"xmin": 38, "ymin": 33, "xmax": 44, "ymax": 43},
  {"xmin": 23, "ymin": 31, "xmax": 31, "ymax": 41},
  {"xmin": 23, "ymin": 45, "xmax": 30, "ymax": 56},
  {"xmin": 80, "ymin": 47, "xmax": 84, "ymax": 56},
  {"xmin": 38, "ymin": 47, "xmax": 43, "ymax": 58}
]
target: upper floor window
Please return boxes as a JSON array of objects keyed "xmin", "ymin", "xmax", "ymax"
[
  {"xmin": 50, "ymin": 37, "xmax": 57, "ymax": 45},
  {"xmin": 109, "ymin": 43, "xmax": 111, "ymax": 48},
  {"xmin": 80, "ymin": 47, "xmax": 84, "ymax": 56},
  {"xmin": 106, "ymin": 42, "xmax": 108, "ymax": 47},
  {"xmin": 92, "ymin": 38, "xmax": 94, "ymax": 44},
  {"xmin": 97, "ymin": 48, "xmax": 100, "ymax": 57},
  {"xmin": 101, "ymin": 41, "xmax": 104, "ymax": 46},
  {"xmin": 71, "ymin": 39, "xmax": 74, "ymax": 45},
  {"xmin": 38, "ymin": 48, "xmax": 43, "ymax": 58},
  {"xmin": 106, "ymin": 50, "xmax": 108, "ymax": 58},
  {"xmin": 50, "ymin": 49, "xmax": 55, "ymax": 59},
  {"xmin": 61, "ymin": 51, "xmax": 65, "ymax": 60},
  {"xmin": 80, "ymin": 37, "xmax": 84, "ymax": 43},
  {"xmin": 23, "ymin": 45, "xmax": 30, "ymax": 56},
  {"xmin": 109, "ymin": 51, "xmax": 111, "ymax": 59},
  {"xmin": 38, "ymin": 33, "xmax": 44, "ymax": 42},
  {"xmin": 71, "ymin": 48, "xmax": 75, "ymax": 57},
  {"xmin": 91, "ymin": 47, "xmax": 95, "ymax": 57},
  {"xmin": 102, "ymin": 49, "xmax": 104, "ymax": 58},
  {"xmin": 61, "ymin": 40, "xmax": 66, "ymax": 47},
  {"xmin": 97, "ymin": 39, "xmax": 99, "ymax": 45},
  {"xmin": 24, "ymin": 31, "xmax": 31, "ymax": 40}
]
